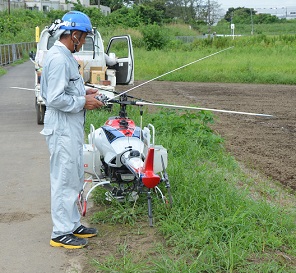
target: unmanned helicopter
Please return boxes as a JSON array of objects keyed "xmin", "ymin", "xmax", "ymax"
[{"xmin": 81, "ymin": 92, "xmax": 173, "ymax": 227}]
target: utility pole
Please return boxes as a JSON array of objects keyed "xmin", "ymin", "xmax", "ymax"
[
  {"xmin": 230, "ymin": 11, "xmax": 235, "ymax": 39},
  {"xmin": 207, "ymin": 0, "xmax": 211, "ymax": 34},
  {"xmin": 250, "ymin": 8, "xmax": 254, "ymax": 35},
  {"xmin": 8, "ymin": 0, "xmax": 11, "ymax": 15}
]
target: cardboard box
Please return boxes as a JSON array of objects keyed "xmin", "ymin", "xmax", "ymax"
[
  {"xmin": 90, "ymin": 66, "xmax": 107, "ymax": 84},
  {"xmin": 91, "ymin": 71, "xmax": 105, "ymax": 83}
]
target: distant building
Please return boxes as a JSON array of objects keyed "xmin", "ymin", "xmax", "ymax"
[
  {"xmin": 25, "ymin": 0, "xmax": 90, "ymax": 12},
  {"xmin": 0, "ymin": 0, "xmax": 110, "ymax": 15},
  {"xmin": 96, "ymin": 4, "xmax": 110, "ymax": 16},
  {"xmin": 255, "ymin": 6, "xmax": 296, "ymax": 20},
  {"xmin": 0, "ymin": 0, "xmax": 25, "ymax": 10}
]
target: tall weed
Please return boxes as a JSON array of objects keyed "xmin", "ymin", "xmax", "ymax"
[{"xmin": 134, "ymin": 42, "xmax": 296, "ymax": 84}]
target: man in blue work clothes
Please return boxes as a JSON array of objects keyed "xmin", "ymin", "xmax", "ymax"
[{"xmin": 41, "ymin": 11, "xmax": 103, "ymax": 249}]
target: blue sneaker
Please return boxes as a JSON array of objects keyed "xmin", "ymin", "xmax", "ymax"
[
  {"xmin": 50, "ymin": 234, "xmax": 88, "ymax": 249},
  {"xmin": 73, "ymin": 225, "xmax": 98, "ymax": 238}
]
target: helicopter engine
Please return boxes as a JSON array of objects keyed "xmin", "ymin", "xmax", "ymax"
[{"xmin": 94, "ymin": 116, "xmax": 145, "ymax": 171}]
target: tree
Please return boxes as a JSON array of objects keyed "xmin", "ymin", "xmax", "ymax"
[
  {"xmin": 224, "ymin": 7, "xmax": 282, "ymax": 24},
  {"xmin": 203, "ymin": 0, "xmax": 221, "ymax": 26},
  {"xmin": 98, "ymin": 0, "xmax": 125, "ymax": 11},
  {"xmin": 164, "ymin": 0, "xmax": 221, "ymax": 24},
  {"xmin": 224, "ymin": 7, "xmax": 255, "ymax": 24}
]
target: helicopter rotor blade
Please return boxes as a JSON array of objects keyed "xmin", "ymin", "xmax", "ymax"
[
  {"xmin": 134, "ymin": 101, "xmax": 273, "ymax": 117},
  {"xmin": 108, "ymin": 46, "xmax": 234, "ymax": 101},
  {"xmin": 10, "ymin": 87, "xmax": 36, "ymax": 91}
]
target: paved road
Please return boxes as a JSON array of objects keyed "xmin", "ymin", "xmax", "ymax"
[{"xmin": 0, "ymin": 61, "xmax": 70, "ymax": 272}]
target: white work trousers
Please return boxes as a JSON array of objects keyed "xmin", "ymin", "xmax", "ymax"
[{"xmin": 42, "ymin": 108, "xmax": 84, "ymax": 238}]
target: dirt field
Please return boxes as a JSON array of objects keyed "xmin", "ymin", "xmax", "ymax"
[{"xmin": 126, "ymin": 81, "xmax": 296, "ymax": 191}]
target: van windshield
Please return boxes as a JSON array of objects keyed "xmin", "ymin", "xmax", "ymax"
[{"xmin": 46, "ymin": 36, "xmax": 94, "ymax": 51}]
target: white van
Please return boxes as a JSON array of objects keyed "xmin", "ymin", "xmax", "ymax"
[{"xmin": 31, "ymin": 27, "xmax": 134, "ymax": 124}]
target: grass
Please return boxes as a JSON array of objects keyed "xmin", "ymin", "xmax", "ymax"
[
  {"xmin": 206, "ymin": 21, "xmax": 296, "ymax": 36},
  {"xmin": 85, "ymin": 106, "xmax": 296, "ymax": 272},
  {"xmin": 0, "ymin": 67, "xmax": 6, "ymax": 76},
  {"xmin": 133, "ymin": 36, "xmax": 296, "ymax": 85}
]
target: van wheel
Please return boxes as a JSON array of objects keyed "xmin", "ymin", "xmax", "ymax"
[{"xmin": 36, "ymin": 101, "xmax": 45, "ymax": 125}]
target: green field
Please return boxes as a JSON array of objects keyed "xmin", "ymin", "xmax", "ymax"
[{"xmin": 132, "ymin": 34, "xmax": 296, "ymax": 85}]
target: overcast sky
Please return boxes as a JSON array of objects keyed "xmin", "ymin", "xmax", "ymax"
[{"xmin": 218, "ymin": 0, "xmax": 296, "ymax": 10}]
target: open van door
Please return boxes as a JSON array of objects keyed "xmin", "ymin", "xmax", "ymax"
[{"xmin": 106, "ymin": 35, "xmax": 134, "ymax": 85}]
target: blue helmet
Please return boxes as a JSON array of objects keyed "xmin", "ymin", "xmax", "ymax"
[{"xmin": 60, "ymin": 11, "xmax": 93, "ymax": 34}]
